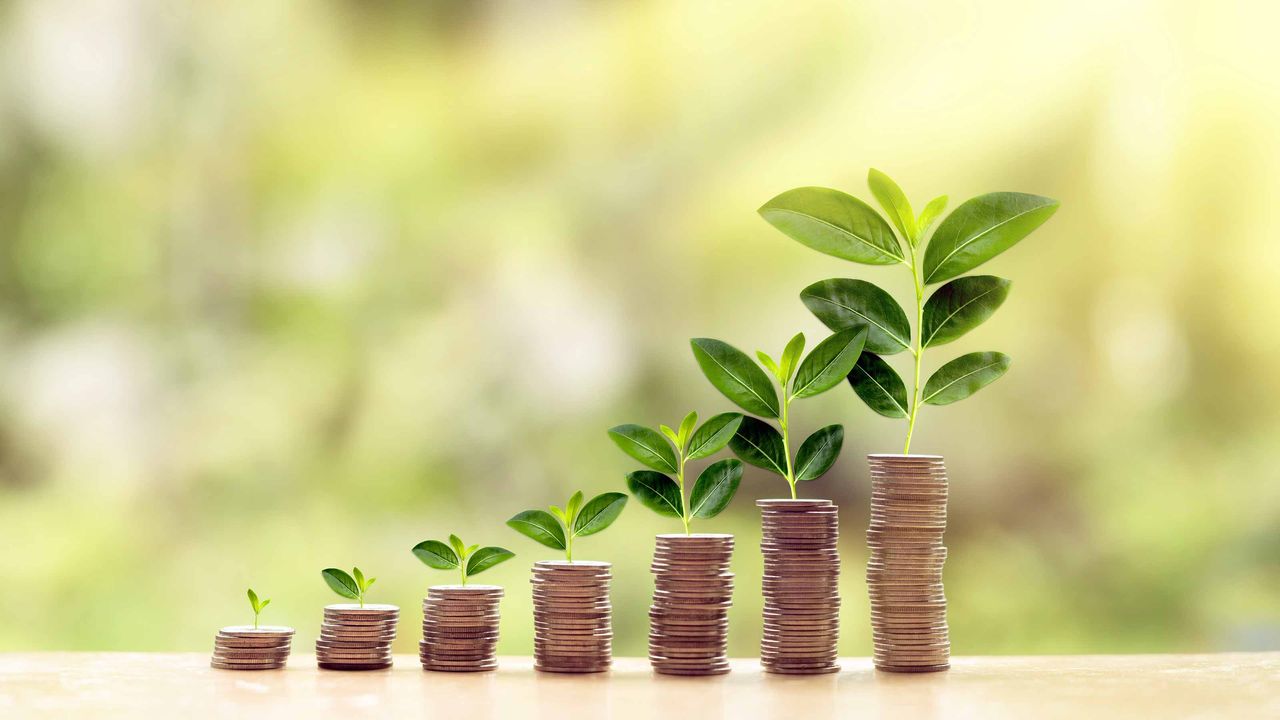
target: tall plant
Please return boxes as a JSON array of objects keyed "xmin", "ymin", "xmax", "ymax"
[{"xmin": 759, "ymin": 170, "xmax": 1058, "ymax": 453}]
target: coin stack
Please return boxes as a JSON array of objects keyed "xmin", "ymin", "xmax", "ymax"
[
  {"xmin": 757, "ymin": 499, "xmax": 841, "ymax": 675},
  {"xmin": 420, "ymin": 585, "xmax": 503, "ymax": 672},
  {"xmin": 316, "ymin": 604, "xmax": 399, "ymax": 670},
  {"xmin": 648, "ymin": 533, "xmax": 735, "ymax": 676},
  {"xmin": 210, "ymin": 626, "xmax": 294, "ymax": 670},
  {"xmin": 866, "ymin": 454, "xmax": 949, "ymax": 673},
  {"xmin": 531, "ymin": 560, "xmax": 613, "ymax": 673}
]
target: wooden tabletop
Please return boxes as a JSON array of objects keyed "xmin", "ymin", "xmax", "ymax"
[{"xmin": 1, "ymin": 653, "xmax": 1275, "ymax": 719}]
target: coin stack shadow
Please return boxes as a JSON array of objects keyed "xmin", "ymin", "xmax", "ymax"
[
  {"xmin": 420, "ymin": 585, "xmax": 503, "ymax": 672},
  {"xmin": 866, "ymin": 454, "xmax": 949, "ymax": 673},
  {"xmin": 757, "ymin": 499, "xmax": 841, "ymax": 675},
  {"xmin": 210, "ymin": 626, "xmax": 294, "ymax": 670},
  {"xmin": 316, "ymin": 604, "xmax": 399, "ymax": 670},
  {"xmin": 648, "ymin": 533, "xmax": 734, "ymax": 676},
  {"xmin": 531, "ymin": 560, "xmax": 612, "ymax": 673}
]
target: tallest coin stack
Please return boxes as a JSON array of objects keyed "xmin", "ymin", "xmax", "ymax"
[{"xmin": 757, "ymin": 498, "xmax": 841, "ymax": 674}]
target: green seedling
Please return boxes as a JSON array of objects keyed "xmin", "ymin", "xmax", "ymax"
[
  {"xmin": 507, "ymin": 491, "xmax": 628, "ymax": 562},
  {"xmin": 608, "ymin": 411, "xmax": 744, "ymax": 534},
  {"xmin": 321, "ymin": 566, "xmax": 377, "ymax": 608},
  {"xmin": 247, "ymin": 588, "xmax": 270, "ymax": 629},
  {"xmin": 690, "ymin": 328, "xmax": 866, "ymax": 498},
  {"xmin": 412, "ymin": 534, "xmax": 514, "ymax": 586},
  {"xmin": 759, "ymin": 169, "xmax": 1058, "ymax": 453}
]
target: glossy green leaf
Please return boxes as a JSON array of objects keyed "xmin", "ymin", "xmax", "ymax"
[
  {"xmin": 847, "ymin": 352, "xmax": 909, "ymax": 418},
  {"xmin": 779, "ymin": 333, "xmax": 805, "ymax": 383},
  {"xmin": 922, "ymin": 275, "xmax": 1011, "ymax": 348},
  {"xmin": 321, "ymin": 568, "xmax": 360, "ymax": 600},
  {"xmin": 448, "ymin": 535, "xmax": 466, "ymax": 559},
  {"xmin": 922, "ymin": 192, "xmax": 1059, "ymax": 284},
  {"xmin": 690, "ymin": 338, "xmax": 780, "ymax": 418},
  {"xmin": 258, "ymin": 599, "xmax": 270, "ymax": 611},
  {"xmin": 728, "ymin": 416, "xmax": 788, "ymax": 477},
  {"xmin": 607, "ymin": 424, "xmax": 678, "ymax": 473},
  {"xmin": 792, "ymin": 327, "xmax": 868, "ymax": 399},
  {"xmin": 917, "ymin": 195, "xmax": 948, "ymax": 236},
  {"xmin": 868, "ymin": 168, "xmax": 917, "ymax": 245},
  {"xmin": 677, "ymin": 412, "xmax": 697, "ymax": 449},
  {"xmin": 574, "ymin": 492, "xmax": 628, "ymax": 536},
  {"xmin": 800, "ymin": 278, "xmax": 911, "ymax": 355},
  {"xmin": 352, "ymin": 567, "xmax": 366, "ymax": 590},
  {"xmin": 659, "ymin": 424, "xmax": 680, "ymax": 448},
  {"xmin": 412, "ymin": 540, "xmax": 460, "ymax": 569},
  {"xmin": 756, "ymin": 352, "xmax": 780, "ymax": 381},
  {"xmin": 689, "ymin": 458, "xmax": 743, "ymax": 519},
  {"xmin": 758, "ymin": 186, "xmax": 903, "ymax": 264},
  {"xmin": 466, "ymin": 547, "xmax": 514, "ymax": 576},
  {"xmin": 923, "ymin": 351, "xmax": 1011, "ymax": 405},
  {"xmin": 565, "ymin": 491, "xmax": 584, "ymax": 524},
  {"xmin": 247, "ymin": 588, "xmax": 260, "ymax": 612},
  {"xmin": 506, "ymin": 510, "xmax": 567, "ymax": 550},
  {"xmin": 794, "ymin": 425, "xmax": 844, "ymax": 482},
  {"xmin": 686, "ymin": 412, "xmax": 743, "ymax": 460},
  {"xmin": 626, "ymin": 471, "xmax": 683, "ymax": 518}
]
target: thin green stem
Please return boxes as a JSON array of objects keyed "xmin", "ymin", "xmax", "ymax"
[
  {"xmin": 903, "ymin": 245, "xmax": 925, "ymax": 454},
  {"xmin": 253, "ymin": 612, "xmax": 259, "ymax": 630},
  {"xmin": 780, "ymin": 393, "xmax": 797, "ymax": 499},
  {"xmin": 460, "ymin": 563, "xmax": 467, "ymax": 587},
  {"xmin": 676, "ymin": 452, "xmax": 691, "ymax": 535},
  {"xmin": 565, "ymin": 525, "xmax": 574, "ymax": 563}
]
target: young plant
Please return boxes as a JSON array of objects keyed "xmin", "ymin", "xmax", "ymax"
[
  {"xmin": 247, "ymin": 588, "xmax": 270, "ymax": 629},
  {"xmin": 690, "ymin": 328, "xmax": 868, "ymax": 498},
  {"xmin": 321, "ymin": 566, "xmax": 377, "ymax": 608},
  {"xmin": 412, "ymin": 535, "xmax": 515, "ymax": 586},
  {"xmin": 608, "ymin": 411, "xmax": 744, "ymax": 534},
  {"xmin": 759, "ymin": 170, "xmax": 1059, "ymax": 453},
  {"xmin": 507, "ymin": 491, "xmax": 628, "ymax": 562}
]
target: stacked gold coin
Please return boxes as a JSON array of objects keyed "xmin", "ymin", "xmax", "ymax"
[
  {"xmin": 316, "ymin": 604, "xmax": 399, "ymax": 670},
  {"xmin": 420, "ymin": 585, "xmax": 503, "ymax": 672},
  {"xmin": 648, "ymin": 533, "xmax": 735, "ymax": 676},
  {"xmin": 757, "ymin": 499, "xmax": 841, "ymax": 675},
  {"xmin": 866, "ymin": 454, "xmax": 949, "ymax": 672},
  {"xmin": 531, "ymin": 560, "xmax": 612, "ymax": 673},
  {"xmin": 210, "ymin": 626, "xmax": 294, "ymax": 670}
]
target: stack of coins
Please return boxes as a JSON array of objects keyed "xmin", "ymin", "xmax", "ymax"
[
  {"xmin": 648, "ymin": 533, "xmax": 735, "ymax": 676},
  {"xmin": 316, "ymin": 604, "xmax": 399, "ymax": 670},
  {"xmin": 757, "ymin": 498, "xmax": 841, "ymax": 674},
  {"xmin": 531, "ymin": 560, "xmax": 612, "ymax": 673},
  {"xmin": 420, "ymin": 585, "xmax": 503, "ymax": 672},
  {"xmin": 866, "ymin": 454, "xmax": 949, "ymax": 673},
  {"xmin": 210, "ymin": 626, "xmax": 294, "ymax": 670}
]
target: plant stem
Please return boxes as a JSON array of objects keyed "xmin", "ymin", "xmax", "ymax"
[
  {"xmin": 565, "ymin": 527, "xmax": 574, "ymax": 563},
  {"xmin": 460, "ymin": 564, "xmax": 467, "ymax": 587},
  {"xmin": 780, "ymin": 393, "xmax": 797, "ymax": 499},
  {"xmin": 677, "ymin": 452, "xmax": 691, "ymax": 535},
  {"xmin": 254, "ymin": 612, "xmax": 259, "ymax": 630},
  {"xmin": 903, "ymin": 242, "xmax": 926, "ymax": 454}
]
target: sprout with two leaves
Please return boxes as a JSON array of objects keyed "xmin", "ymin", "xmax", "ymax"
[
  {"xmin": 758, "ymin": 169, "xmax": 1059, "ymax": 453},
  {"xmin": 690, "ymin": 327, "xmax": 869, "ymax": 499},
  {"xmin": 412, "ymin": 535, "xmax": 515, "ymax": 586},
  {"xmin": 246, "ymin": 588, "xmax": 270, "ymax": 629},
  {"xmin": 321, "ymin": 566, "xmax": 377, "ymax": 608},
  {"xmin": 507, "ymin": 491, "xmax": 628, "ymax": 562},
  {"xmin": 608, "ymin": 411, "xmax": 745, "ymax": 534}
]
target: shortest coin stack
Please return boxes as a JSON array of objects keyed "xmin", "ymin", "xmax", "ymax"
[
  {"xmin": 316, "ymin": 604, "xmax": 399, "ymax": 670},
  {"xmin": 211, "ymin": 626, "xmax": 294, "ymax": 670},
  {"xmin": 648, "ymin": 534, "xmax": 735, "ymax": 676},
  {"xmin": 532, "ymin": 561, "xmax": 613, "ymax": 673},
  {"xmin": 420, "ymin": 585, "xmax": 503, "ymax": 672}
]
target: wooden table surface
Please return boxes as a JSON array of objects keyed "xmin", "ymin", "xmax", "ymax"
[{"xmin": 1, "ymin": 653, "xmax": 1276, "ymax": 719}]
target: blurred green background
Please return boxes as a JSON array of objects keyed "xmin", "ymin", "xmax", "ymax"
[{"xmin": 1, "ymin": 0, "xmax": 1277, "ymax": 657}]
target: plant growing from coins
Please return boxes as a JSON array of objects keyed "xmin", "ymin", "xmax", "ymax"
[
  {"xmin": 507, "ymin": 491, "xmax": 628, "ymax": 562},
  {"xmin": 759, "ymin": 169, "xmax": 1059, "ymax": 452},
  {"xmin": 321, "ymin": 566, "xmax": 377, "ymax": 608},
  {"xmin": 246, "ymin": 588, "xmax": 271, "ymax": 629},
  {"xmin": 608, "ymin": 411, "xmax": 744, "ymax": 534},
  {"xmin": 690, "ymin": 328, "xmax": 867, "ymax": 498},
  {"xmin": 412, "ymin": 534, "xmax": 515, "ymax": 586}
]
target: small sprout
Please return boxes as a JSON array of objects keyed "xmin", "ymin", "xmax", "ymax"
[
  {"xmin": 508, "ymin": 491, "xmax": 628, "ymax": 562},
  {"xmin": 412, "ymin": 534, "xmax": 515, "ymax": 586},
  {"xmin": 321, "ymin": 566, "xmax": 376, "ymax": 608},
  {"xmin": 247, "ymin": 588, "xmax": 271, "ymax": 629}
]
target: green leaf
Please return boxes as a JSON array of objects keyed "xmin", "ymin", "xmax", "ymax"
[
  {"xmin": 258, "ymin": 599, "xmax": 270, "ymax": 611},
  {"xmin": 792, "ymin": 327, "xmax": 868, "ymax": 399},
  {"xmin": 800, "ymin": 278, "xmax": 911, "ymax": 355},
  {"xmin": 626, "ymin": 471, "xmax": 684, "ymax": 518},
  {"xmin": 689, "ymin": 458, "xmax": 742, "ymax": 519},
  {"xmin": 321, "ymin": 568, "xmax": 360, "ymax": 600},
  {"xmin": 794, "ymin": 425, "xmax": 844, "ymax": 482},
  {"xmin": 574, "ymin": 492, "xmax": 628, "ymax": 536},
  {"xmin": 677, "ymin": 411, "xmax": 698, "ymax": 449},
  {"xmin": 923, "ymin": 351, "xmax": 1011, "ymax": 405},
  {"xmin": 922, "ymin": 275, "xmax": 1011, "ymax": 348},
  {"xmin": 548, "ymin": 506, "xmax": 567, "ymax": 524},
  {"xmin": 412, "ymin": 540, "xmax": 459, "ymax": 570},
  {"xmin": 247, "ymin": 588, "xmax": 259, "ymax": 612},
  {"xmin": 607, "ymin": 424, "xmax": 678, "ymax": 473},
  {"xmin": 690, "ymin": 338, "xmax": 780, "ymax": 418},
  {"xmin": 659, "ymin": 424, "xmax": 680, "ymax": 448},
  {"xmin": 728, "ymin": 416, "xmax": 788, "ymax": 477},
  {"xmin": 758, "ymin": 186, "xmax": 903, "ymax": 264},
  {"xmin": 779, "ymin": 333, "xmax": 806, "ymax": 383},
  {"xmin": 565, "ymin": 491, "xmax": 584, "ymax": 525},
  {"xmin": 507, "ymin": 510, "xmax": 567, "ymax": 550},
  {"xmin": 686, "ymin": 412, "xmax": 743, "ymax": 460},
  {"xmin": 448, "ymin": 534, "xmax": 466, "ymax": 559},
  {"xmin": 847, "ymin": 352, "xmax": 909, "ymax": 418},
  {"xmin": 756, "ymin": 351, "xmax": 781, "ymax": 381},
  {"xmin": 466, "ymin": 547, "xmax": 514, "ymax": 576},
  {"xmin": 922, "ymin": 192, "xmax": 1059, "ymax": 284},
  {"xmin": 917, "ymin": 195, "xmax": 948, "ymax": 235},
  {"xmin": 465, "ymin": 544, "xmax": 479, "ymax": 556},
  {"xmin": 352, "ymin": 567, "xmax": 366, "ymax": 591},
  {"xmin": 867, "ymin": 168, "xmax": 917, "ymax": 245}
]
